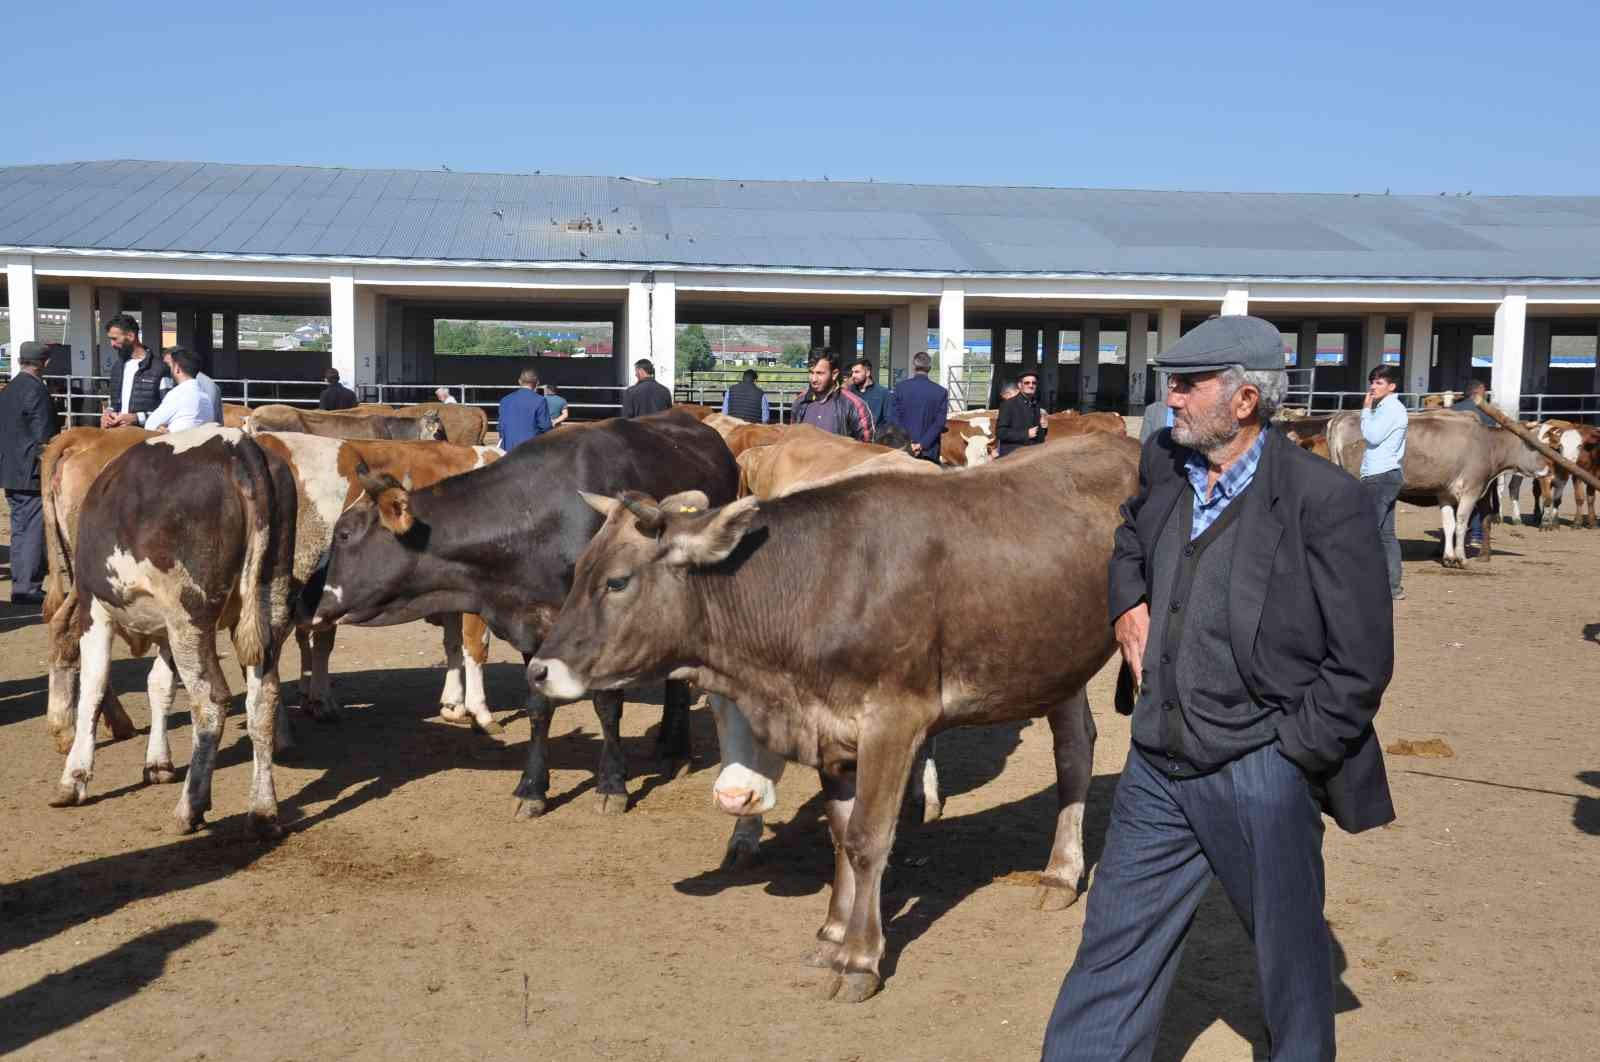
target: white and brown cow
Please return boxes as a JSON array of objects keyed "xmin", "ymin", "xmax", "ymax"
[
  {"xmin": 53, "ymin": 427, "xmax": 298, "ymax": 836},
  {"xmin": 530, "ymin": 434, "xmax": 1140, "ymax": 1001}
]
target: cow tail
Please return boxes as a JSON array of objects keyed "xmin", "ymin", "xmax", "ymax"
[
  {"xmin": 229, "ymin": 434, "xmax": 284, "ymax": 669},
  {"xmin": 41, "ymin": 456, "xmax": 74, "ymax": 626}
]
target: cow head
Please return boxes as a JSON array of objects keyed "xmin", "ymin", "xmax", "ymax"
[
  {"xmin": 418, "ymin": 411, "xmax": 447, "ymax": 441},
  {"xmin": 528, "ymin": 490, "xmax": 760, "ymax": 701},
  {"xmin": 308, "ymin": 464, "xmax": 423, "ymax": 626}
]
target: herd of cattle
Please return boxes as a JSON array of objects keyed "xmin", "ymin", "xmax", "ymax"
[{"xmin": 25, "ymin": 393, "xmax": 1599, "ymax": 1002}]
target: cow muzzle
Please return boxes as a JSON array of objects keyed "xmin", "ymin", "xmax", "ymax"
[{"xmin": 527, "ymin": 657, "xmax": 586, "ymax": 701}]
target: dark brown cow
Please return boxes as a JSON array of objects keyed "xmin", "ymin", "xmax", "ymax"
[
  {"xmin": 244, "ymin": 404, "xmax": 445, "ymax": 441},
  {"xmin": 53, "ymin": 428, "xmax": 298, "ymax": 836},
  {"xmin": 529, "ymin": 434, "xmax": 1141, "ymax": 1001}
]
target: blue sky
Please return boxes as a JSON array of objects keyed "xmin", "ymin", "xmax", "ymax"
[{"xmin": 8, "ymin": 1, "xmax": 1596, "ymax": 194}]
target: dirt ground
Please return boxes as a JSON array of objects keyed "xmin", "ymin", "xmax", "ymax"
[{"xmin": 2, "ymin": 493, "xmax": 1598, "ymax": 1061}]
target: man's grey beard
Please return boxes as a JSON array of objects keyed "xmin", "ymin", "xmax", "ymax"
[{"xmin": 1172, "ymin": 405, "xmax": 1241, "ymax": 458}]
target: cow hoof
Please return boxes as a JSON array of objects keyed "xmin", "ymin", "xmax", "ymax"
[
  {"xmin": 1033, "ymin": 882, "xmax": 1080, "ymax": 912},
  {"xmin": 473, "ymin": 715, "xmax": 505, "ymax": 736},
  {"xmin": 171, "ymin": 810, "xmax": 205, "ymax": 835},
  {"xmin": 143, "ymin": 762, "xmax": 179, "ymax": 785},
  {"xmin": 439, "ymin": 703, "xmax": 469, "ymax": 724},
  {"xmin": 250, "ymin": 812, "xmax": 284, "ymax": 841},
  {"xmin": 48, "ymin": 782, "xmax": 86, "ymax": 808},
  {"xmin": 595, "ymin": 792, "xmax": 628, "ymax": 816},
  {"xmin": 823, "ymin": 971, "xmax": 881, "ymax": 1003},
  {"xmin": 721, "ymin": 842, "xmax": 763, "ymax": 871},
  {"xmin": 660, "ymin": 757, "xmax": 691, "ymax": 780},
  {"xmin": 106, "ymin": 716, "xmax": 138, "ymax": 742},
  {"xmin": 921, "ymin": 797, "xmax": 944, "ymax": 824},
  {"xmin": 513, "ymin": 797, "xmax": 548, "ymax": 820},
  {"xmin": 804, "ymin": 941, "xmax": 839, "ymax": 968},
  {"xmin": 52, "ymin": 731, "xmax": 75, "ymax": 756}
]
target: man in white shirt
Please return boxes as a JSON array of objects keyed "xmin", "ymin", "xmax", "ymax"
[
  {"xmin": 145, "ymin": 348, "xmax": 217, "ymax": 433},
  {"xmin": 163, "ymin": 348, "xmax": 224, "ymax": 424}
]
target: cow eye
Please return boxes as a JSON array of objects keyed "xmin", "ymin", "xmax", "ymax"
[{"xmin": 605, "ymin": 575, "xmax": 630, "ymax": 593}]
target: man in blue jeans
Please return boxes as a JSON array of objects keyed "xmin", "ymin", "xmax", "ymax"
[{"xmin": 1359, "ymin": 364, "xmax": 1409, "ymax": 600}]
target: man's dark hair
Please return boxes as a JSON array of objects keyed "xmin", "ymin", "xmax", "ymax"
[
  {"xmin": 106, "ymin": 313, "xmax": 140, "ymax": 336},
  {"xmin": 1464, "ymin": 377, "xmax": 1487, "ymax": 395},
  {"xmin": 323, "ymin": 367, "xmax": 341, "ymax": 384},
  {"xmin": 634, "ymin": 359, "xmax": 655, "ymax": 377},
  {"xmin": 741, "ymin": 368, "xmax": 758, "ymax": 383},
  {"xmin": 519, "ymin": 366, "xmax": 541, "ymax": 388},
  {"xmin": 168, "ymin": 347, "xmax": 203, "ymax": 378},
  {"xmin": 543, "ymin": 383, "xmax": 560, "ymax": 395},
  {"xmin": 809, "ymin": 350, "xmax": 839, "ymax": 373},
  {"xmin": 850, "ymin": 355, "xmax": 873, "ymax": 373},
  {"xmin": 1368, "ymin": 365, "xmax": 1401, "ymax": 387}
]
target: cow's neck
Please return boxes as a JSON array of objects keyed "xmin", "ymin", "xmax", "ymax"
[{"xmin": 684, "ymin": 558, "xmax": 810, "ymax": 713}]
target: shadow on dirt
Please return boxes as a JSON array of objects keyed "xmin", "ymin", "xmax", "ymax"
[{"xmin": 0, "ymin": 920, "xmax": 216, "ymax": 1054}]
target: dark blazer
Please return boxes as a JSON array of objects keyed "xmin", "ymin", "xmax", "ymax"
[
  {"xmin": 318, "ymin": 383, "xmax": 359, "ymax": 410},
  {"xmin": 0, "ymin": 372, "xmax": 62, "ymax": 491},
  {"xmin": 889, "ymin": 373, "xmax": 948, "ymax": 459},
  {"xmin": 621, "ymin": 378, "xmax": 672, "ymax": 418},
  {"xmin": 996, "ymin": 393, "xmax": 1046, "ymax": 456},
  {"xmin": 1109, "ymin": 426, "xmax": 1396, "ymax": 833}
]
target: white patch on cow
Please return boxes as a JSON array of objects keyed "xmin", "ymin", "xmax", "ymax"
[
  {"xmin": 472, "ymin": 446, "xmax": 498, "ymax": 469},
  {"xmin": 964, "ymin": 433, "xmax": 992, "ymax": 466},
  {"xmin": 145, "ymin": 425, "xmax": 240, "ymax": 454},
  {"xmin": 709, "ymin": 694, "xmax": 784, "ymax": 816},
  {"xmin": 104, "ymin": 547, "xmax": 156, "ymax": 598},
  {"xmin": 920, "ymin": 754, "xmax": 941, "ymax": 811},
  {"xmin": 59, "ymin": 598, "xmax": 116, "ymax": 802},
  {"xmin": 323, "ymin": 585, "xmax": 343, "ymax": 603},
  {"xmin": 532, "ymin": 658, "xmax": 586, "ymax": 701},
  {"xmin": 969, "ymin": 415, "xmax": 993, "ymax": 435},
  {"xmin": 272, "ymin": 433, "xmax": 348, "ymax": 537}
]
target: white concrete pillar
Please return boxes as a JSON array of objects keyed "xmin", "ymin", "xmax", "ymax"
[
  {"xmin": 1158, "ymin": 306, "xmax": 1181, "ymax": 352},
  {"xmin": 1361, "ymin": 313, "xmax": 1388, "ymax": 380},
  {"xmin": 353, "ymin": 289, "xmax": 378, "ymax": 389},
  {"xmin": 648, "ymin": 272, "xmax": 676, "ymax": 395},
  {"xmin": 140, "ymin": 296, "xmax": 161, "ymax": 367},
  {"xmin": 96, "ymin": 287, "xmax": 124, "ymax": 377},
  {"xmin": 67, "ymin": 283, "xmax": 95, "ymax": 378},
  {"xmin": 625, "ymin": 279, "xmax": 651, "ymax": 386},
  {"xmin": 1078, "ymin": 316, "xmax": 1101, "ymax": 408},
  {"xmin": 889, "ymin": 305, "xmax": 912, "ymax": 383},
  {"xmin": 862, "ymin": 312, "xmax": 882, "ymax": 372},
  {"xmin": 1127, "ymin": 311, "xmax": 1150, "ymax": 410},
  {"xmin": 1490, "ymin": 291, "xmax": 1527, "ymax": 418},
  {"xmin": 938, "ymin": 284, "xmax": 965, "ymax": 408},
  {"xmin": 329, "ymin": 273, "xmax": 359, "ymax": 385},
  {"xmin": 1404, "ymin": 310, "xmax": 1433, "ymax": 398},
  {"xmin": 5, "ymin": 257, "xmax": 39, "ymax": 377},
  {"xmin": 1221, "ymin": 288, "xmax": 1249, "ymax": 316}
]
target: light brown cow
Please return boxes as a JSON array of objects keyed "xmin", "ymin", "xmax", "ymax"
[
  {"xmin": 1527, "ymin": 420, "xmax": 1600, "ymax": 530},
  {"xmin": 221, "ymin": 403, "xmax": 252, "ymax": 428},
  {"xmin": 392, "ymin": 402, "xmax": 489, "ymax": 445},
  {"xmin": 1043, "ymin": 410, "xmax": 1128, "ymax": 441},
  {"xmin": 939, "ymin": 416, "xmax": 997, "ymax": 467},
  {"xmin": 723, "ymin": 422, "xmax": 789, "ymax": 460},
  {"xmin": 701, "ymin": 412, "xmax": 748, "ymax": 439},
  {"xmin": 243, "ymin": 404, "xmax": 445, "ymax": 441},
  {"xmin": 1326, "ymin": 410, "xmax": 1549, "ymax": 566},
  {"xmin": 734, "ymin": 425, "xmax": 939, "ymax": 500},
  {"xmin": 530, "ymin": 434, "xmax": 1141, "ymax": 1001}
]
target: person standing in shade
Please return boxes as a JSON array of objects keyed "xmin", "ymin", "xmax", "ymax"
[
  {"xmin": 434, "ymin": 387, "xmax": 459, "ymax": 405},
  {"xmin": 1360, "ymin": 364, "xmax": 1409, "ymax": 600},
  {"xmin": 1042, "ymin": 315, "xmax": 1395, "ymax": 1062},
  {"xmin": 848, "ymin": 356, "xmax": 892, "ymax": 431},
  {"xmin": 543, "ymin": 384, "xmax": 570, "ymax": 427},
  {"xmin": 497, "ymin": 366, "xmax": 553, "ymax": 452},
  {"xmin": 721, "ymin": 368, "xmax": 770, "ymax": 424},
  {"xmin": 0, "ymin": 341, "xmax": 62, "ymax": 606},
  {"xmin": 318, "ymin": 368, "xmax": 358, "ymax": 410},
  {"xmin": 621, "ymin": 359, "xmax": 672, "ymax": 418},
  {"xmin": 100, "ymin": 314, "xmax": 171, "ymax": 428},
  {"xmin": 889, "ymin": 350, "xmax": 947, "ymax": 463},
  {"xmin": 791, "ymin": 350, "xmax": 872, "ymax": 442},
  {"xmin": 144, "ymin": 347, "xmax": 218, "ymax": 433},
  {"xmin": 995, "ymin": 371, "xmax": 1047, "ymax": 456}
]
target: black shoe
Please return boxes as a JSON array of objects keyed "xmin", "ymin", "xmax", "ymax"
[{"xmin": 9, "ymin": 592, "xmax": 44, "ymax": 606}]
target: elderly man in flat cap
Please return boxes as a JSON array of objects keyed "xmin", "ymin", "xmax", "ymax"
[
  {"xmin": 1, "ymin": 342, "xmax": 63, "ymax": 606},
  {"xmin": 1042, "ymin": 316, "xmax": 1396, "ymax": 1062}
]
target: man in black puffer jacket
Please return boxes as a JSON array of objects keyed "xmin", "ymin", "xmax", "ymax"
[{"xmin": 100, "ymin": 313, "xmax": 172, "ymax": 428}]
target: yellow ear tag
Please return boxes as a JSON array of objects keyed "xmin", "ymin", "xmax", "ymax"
[{"xmin": 678, "ymin": 506, "xmax": 700, "ymax": 513}]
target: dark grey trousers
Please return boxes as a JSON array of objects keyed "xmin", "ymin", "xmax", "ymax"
[
  {"xmin": 1361, "ymin": 470, "xmax": 1403, "ymax": 597},
  {"xmin": 1041, "ymin": 744, "xmax": 1333, "ymax": 1062},
  {"xmin": 6, "ymin": 490, "xmax": 45, "ymax": 598}
]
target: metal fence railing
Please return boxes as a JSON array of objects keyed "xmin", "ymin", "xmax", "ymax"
[
  {"xmin": 677, "ymin": 369, "xmax": 810, "ymax": 423},
  {"xmin": 1521, "ymin": 393, "xmax": 1600, "ymax": 423}
]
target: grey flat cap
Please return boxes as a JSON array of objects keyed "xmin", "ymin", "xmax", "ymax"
[
  {"xmin": 1152, "ymin": 315, "xmax": 1286, "ymax": 374},
  {"xmin": 16, "ymin": 340, "xmax": 51, "ymax": 365}
]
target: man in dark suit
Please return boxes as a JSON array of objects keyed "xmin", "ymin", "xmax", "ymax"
[
  {"xmin": 620, "ymin": 359, "xmax": 673, "ymax": 418},
  {"xmin": 318, "ymin": 367, "xmax": 359, "ymax": 410},
  {"xmin": 1, "ymin": 342, "xmax": 63, "ymax": 605},
  {"xmin": 888, "ymin": 351, "xmax": 947, "ymax": 463},
  {"xmin": 1042, "ymin": 316, "xmax": 1396, "ymax": 1062},
  {"xmin": 995, "ymin": 370, "xmax": 1047, "ymax": 456}
]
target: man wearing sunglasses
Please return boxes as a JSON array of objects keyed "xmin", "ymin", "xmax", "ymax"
[{"xmin": 995, "ymin": 371, "xmax": 1047, "ymax": 457}]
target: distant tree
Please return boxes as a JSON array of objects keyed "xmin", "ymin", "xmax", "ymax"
[
  {"xmin": 547, "ymin": 339, "xmax": 580, "ymax": 356},
  {"xmin": 676, "ymin": 324, "xmax": 716, "ymax": 375},
  {"xmin": 780, "ymin": 342, "xmax": 810, "ymax": 368}
]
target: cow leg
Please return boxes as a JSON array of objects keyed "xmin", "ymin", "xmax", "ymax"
[
  {"xmin": 655, "ymin": 679, "xmax": 692, "ymax": 775},
  {"xmin": 904, "ymin": 737, "xmax": 943, "ymax": 824},
  {"xmin": 170, "ymin": 627, "xmax": 231, "ymax": 834},
  {"xmin": 513, "ymin": 669, "xmax": 556, "ymax": 819},
  {"xmin": 460, "ymin": 615, "xmax": 500, "ymax": 733},
  {"xmin": 46, "ymin": 660, "xmax": 79, "ymax": 755},
  {"xmin": 1547, "ymin": 475, "xmax": 1568, "ymax": 530},
  {"xmin": 1036, "ymin": 689, "xmax": 1096, "ymax": 911},
  {"xmin": 100, "ymin": 687, "xmax": 137, "ymax": 742},
  {"xmin": 303, "ymin": 626, "xmax": 339, "ymax": 723},
  {"xmin": 1439, "ymin": 504, "xmax": 1459, "ymax": 566},
  {"xmin": 51, "ymin": 599, "xmax": 115, "ymax": 807},
  {"xmin": 243, "ymin": 662, "xmax": 285, "ymax": 839},
  {"xmin": 809, "ymin": 768, "xmax": 857, "ymax": 970},
  {"xmin": 709, "ymin": 694, "xmax": 786, "ymax": 868},
  {"xmin": 591, "ymin": 689, "xmax": 628, "ymax": 815},
  {"xmin": 823, "ymin": 728, "xmax": 924, "ymax": 1004},
  {"xmin": 142, "ymin": 644, "xmax": 180, "ymax": 784},
  {"xmin": 437, "ymin": 613, "xmax": 469, "ymax": 724},
  {"xmin": 1456, "ymin": 498, "xmax": 1477, "ymax": 564}
]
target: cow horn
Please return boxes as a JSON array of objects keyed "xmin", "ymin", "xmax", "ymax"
[
  {"xmin": 354, "ymin": 461, "xmax": 400, "ymax": 499},
  {"xmin": 622, "ymin": 495, "xmax": 664, "ymax": 534}
]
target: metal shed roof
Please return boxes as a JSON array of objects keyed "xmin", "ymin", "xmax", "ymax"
[{"xmin": 4, "ymin": 159, "xmax": 1600, "ymax": 281}]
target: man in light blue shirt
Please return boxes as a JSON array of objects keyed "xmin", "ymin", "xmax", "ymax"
[
  {"xmin": 144, "ymin": 348, "xmax": 217, "ymax": 433},
  {"xmin": 1359, "ymin": 364, "xmax": 1408, "ymax": 600}
]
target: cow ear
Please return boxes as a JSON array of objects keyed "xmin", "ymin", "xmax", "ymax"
[
  {"xmin": 377, "ymin": 488, "xmax": 414, "ymax": 536},
  {"xmin": 660, "ymin": 490, "xmax": 710, "ymax": 514},
  {"xmin": 580, "ymin": 491, "xmax": 622, "ymax": 520},
  {"xmin": 355, "ymin": 461, "xmax": 391, "ymax": 498},
  {"xmin": 662, "ymin": 496, "xmax": 759, "ymax": 567}
]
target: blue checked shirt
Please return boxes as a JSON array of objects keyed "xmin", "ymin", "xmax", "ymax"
[{"xmin": 1183, "ymin": 429, "xmax": 1267, "ymax": 540}]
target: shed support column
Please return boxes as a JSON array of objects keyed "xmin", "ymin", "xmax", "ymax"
[
  {"xmin": 1078, "ymin": 316, "xmax": 1101, "ymax": 410},
  {"xmin": 862, "ymin": 312, "xmax": 882, "ymax": 372},
  {"xmin": 907, "ymin": 302, "xmax": 929, "ymax": 376},
  {"xmin": 988, "ymin": 327, "xmax": 1006, "ymax": 407},
  {"xmin": 1127, "ymin": 311, "xmax": 1150, "ymax": 411},
  {"xmin": 194, "ymin": 310, "xmax": 214, "ymax": 376},
  {"xmin": 648, "ymin": 273, "xmax": 676, "ymax": 395},
  {"xmin": 625, "ymin": 279, "xmax": 650, "ymax": 386},
  {"xmin": 67, "ymin": 283, "xmax": 95, "ymax": 379},
  {"xmin": 810, "ymin": 323, "xmax": 826, "ymax": 350},
  {"xmin": 1490, "ymin": 291, "xmax": 1527, "ymax": 419},
  {"xmin": 218, "ymin": 311, "xmax": 240, "ymax": 379},
  {"xmin": 1020, "ymin": 326, "xmax": 1039, "ymax": 372},
  {"xmin": 5, "ymin": 257, "xmax": 38, "ymax": 377},
  {"xmin": 1361, "ymin": 314, "xmax": 1387, "ymax": 381},
  {"xmin": 1404, "ymin": 311, "xmax": 1433, "ymax": 400},
  {"xmin": 1221, "ymin": 288, "xmax": 1249, "ymax": 316},
  {"xmin": 140, "ymin": 296, "xmax": 161, "ymax": 369},
  {"xmin": 1040, "ymin": 326, "xmax": 1061, "ymax": 411},
  {"xmin": 330, "ymin": 273, "xmax": 361, "ymax": 387},
  {"xmin": 385, "ymin": 300, "xmax": 406, "ymax": 383},
  {"xmin": 888, "ymin": 305, "xmax": 911, "ymax": 384},
  {"xmin": 97, "ymin": 287, "xmax": 124, "ymax": 377},
  {"xmin": 1522, "ymin": 319, "xmax": 1551, "ymax": 396},
  {"xmin": 1158, "ymin": 306, "xmax": 1181, "ymax": 353},
  {"xmin": 938, "ymin": 284, "xmax": 965, "ymax": 410},
  {"xmin": 833, "ymin": 317, "xmax": 855, "ymax": 358}
]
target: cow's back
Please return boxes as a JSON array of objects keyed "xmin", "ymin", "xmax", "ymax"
[{"xmin": 395, "ymin": 402, "xmax": 488, "ymax": 445}]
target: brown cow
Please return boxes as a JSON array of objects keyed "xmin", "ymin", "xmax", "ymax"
[
  {"xmin": 1326, "ymin": 410, "xmax": 1549, "ymax": 566},
  {"xmin": 393, "ymin": 402, "xmax": 489, "ymax": 445},
  {"xmin": 701, "ymin": 412, "xmax": 748, "ymax": 439},
  {"xmin": 939, "ymin": 416, "xmax": 997, "ymax": 467},
  {"xmin": 673, "ymin": 403, "xmax": 719, "ymax": 422},
  {"xmin": 735, "ymin": 424, "xmax": 938, "ymax": 500},
  {"xmin": 723, "ymin": 422, "xmax": 789, "ymax": 460},
  {"xmin": 222, "ymin": 403, "xmax": 252, "ymax": 428},
  {"xmin": 530, "ymin": 433, "xmax": 1141, "ymax": 1001},
  {"xmin": 1043, "ymin": 410, "xmax": 1128, "ymax": 441},
  {"xmin": 243, "ymin": 404, "xmax": 445, "ymax": 440}
]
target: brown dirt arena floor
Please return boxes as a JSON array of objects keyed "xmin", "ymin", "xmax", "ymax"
[{"xmin": 1, "ymin": 492, "xmax": 1597, "ymax": 1061}]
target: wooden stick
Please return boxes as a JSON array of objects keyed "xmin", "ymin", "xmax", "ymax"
[{"xmin": 1472, "ymin": 396, "xmax": 1600, "ymax": 493}]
